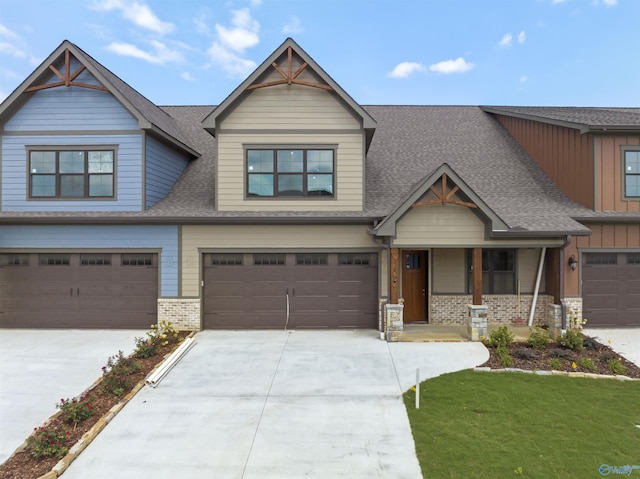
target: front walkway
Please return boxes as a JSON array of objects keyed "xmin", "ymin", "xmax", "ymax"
[
  {"xmin": 400, "ymin": 323, "xmax": 531, "ymax": 342},
  {"xmin": 62, "ymin": 330, "xmax": 488, "ymax": 479}
]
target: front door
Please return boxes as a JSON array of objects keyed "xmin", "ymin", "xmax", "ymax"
[{"xmin": 402, "ymin": 250, "xmax": 426, "ymax": 322}]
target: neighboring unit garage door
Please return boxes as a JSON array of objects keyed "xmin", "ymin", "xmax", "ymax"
[
  {"xmin": 203, "ymin": 253, "xmax": 378, "ymax": 329},
  {"xmin": 0, "ymin": 253, "xmax": 158, "ymax": 328},
  {"xmin": 582, "ymin": 252, "xmax": 640, "ymax": 327}
]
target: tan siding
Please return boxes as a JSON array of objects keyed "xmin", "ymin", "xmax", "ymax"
[
  {"xmin": 596, "ymin": 136, "xmax": 640, "ymax": 212},
  {"xmin": 221, "ymin": 85, "xmax": 360, "ymax": 130},
  {"xmin": 518, "ymin": 248, "xmax": 547, "ymax": 293},
  {"xmin": 495, "ymin": 115, "xmax": 594, "ymax": 209},
  {"xmin": 392, "ymin": 205, "xmax": 564, "ymax": 247},
  {"xmin": 181, "ymin": 224, "xmax": 379, "ymax": 296},
  {"xmin": 217, "ymin": 132, "xmax": 363, "ymax": 211},
  {"xmin": 432, "ymin": 249, "xmax": 466, "ymax": 293}
]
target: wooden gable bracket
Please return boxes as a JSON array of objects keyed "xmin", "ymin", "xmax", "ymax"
[
  {"xmin": 24, "ymin": 49, "xmax": 108, "ymax": 93},
  {"xmin": 410, "ymin": 173, "xmax": 478, "ymax": 209},
  {"xmin": 246, "ymin": 46, "xmax": 334, "ymax": 92}
]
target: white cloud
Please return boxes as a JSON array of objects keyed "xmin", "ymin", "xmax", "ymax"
[
  {"xmin": 250, "ymin": 0, "xmax": 262, "ymax": 5},
  {"xmin": 105, "ymin": 40, "xmax": 183, "ymax": 64},
  {"xmin": 429, "ymin": 57, "xmax": 473, "ymax": 74},
  {"xmin": 181, "ymin": 71, "xmax": 195, "ymax": 81},
  {"xmin": 387, "ymin": 62, "xmax": 426, "ymax": 79},
  {"xmin": 518, "ymin": 31, "xmax": 526, "ymax": 44},
  {"xmin": 215, "ymin": 8, "xmax": 259, "ymax": 53},
  {"xmin": 282, "ymin": 16, "xmax": 303, "ymax": 35},
  {"xmin": 552, "ymin": 0, "xmax": 567, "ymax": 3},
  {"xmin": 0, "ymin": 42, "xmax": 26, "ymax": 58},
  {"xmin": 207, "ymin": 8, "xmax": 260, "ymax": 77},
  {"xmin": 499, "ymin": 33, "xmax": 513, "ymax": 47},
  {"xmin": 594, "ymin": 0, "xmax": 617, "ymax": 5},
  {"xmin": 520, "ymin": 75, "xmax": 528, "ymax": 83},
  {"xmin": 92, "ymin": 0, "xmax": 174, "ymax": 34},
  {"xmin": 0, "ymin": 24, "xmax": 20, "ymax": 39}
]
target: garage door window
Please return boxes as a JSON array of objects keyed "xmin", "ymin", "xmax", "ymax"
[
  {"xmin": 0, "ymin": 254, "xmax": 29, "ymax": 266},
  {"xmin": 338, "ymin": 254, "xmax": 370, "ymax": 265},
  {"xmin": 122, "ymin": 254, "xmax": 153, "ymax": 266},
  {"xmin": 296, "ymin": 254, "xmax": 327, "ymax": 265},
  {"xmin": 585, "ymin": 253, "xmax": 617, "ymax": 265},
  {"xmin": 626, "ymin": 253, "xmax": 640, "ymax": 265},
  {"xmin": 39, "ymin": 254, "xmax": 70, "ymax": 266},
  {"xmin": 80, "ymin": 254, "xmax": 111, "ymax": 265},
  {"xmin": 254, "ymin": 254, "xmax": 286, "ymax": 265},
  {"xmin": 211, "ymin": 254, "xmax": 243, "ymax": 266}
]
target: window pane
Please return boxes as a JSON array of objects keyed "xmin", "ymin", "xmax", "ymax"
[
  {"xmin": 39, "ymin": 254, "xmax": 70, "ymax": 265},
  {"xmin": 0, "ymin": 254, "xmax": 29, "ymax": 266},
  {"xmin": 89, "ymin": 175, "xmax": 113, "ymax": 197},
  {"xmin": 296, "ymin": 254, "xmax": 327, "ymax": 265},
  {"xmin": 493, "ymin": 272, "xmax": 515, "ymax": 293},
  {"xmin": 248, "ymin": 174, "xmax": 274, "ymax": 196},
  {"xmin": 88, "ymin": 151, "xmax": 113, "ymax": 173},
  {"xmin": 277, "ymin": 150, "xmax": 303, "ymax": 172},
  {"xmin": 625, "ymin": 151, "xmax": 640, "ymax": 174},
  {"xmin": 307, "ymin": 174, "xmax": 333, "ymax": 196},
  {"xmin": 247, "ymin": 150, "xmax": 273, "ymax": 173},
  {"xmin": 122, "ymin": 254, "xmax": 153, "ymax": 266},
  {"xmin": 60, "ymin": 175, "xmax": 85, "ymax": 197},
  {"xmin": 31, "ymin": 175, "xmax": 56, "ymax": 197},
  {"xmin": 307, "ymin": 150, "xmax": 333, "ymax": 173},
  {"xmin": 338, "ymin": 254, "xmax": 370, "ymax": 265},
  {"xmin": 254, "ymin": 254, "xmax": 285, "ymax": 265},
  {"xmin": 59, "ymin": 151, "xmax": 85, "ymax": 173},
  {"xmin": 80, "ymin": 254, "xmax": 111, "ymax": 265},
  {"xmin": 30, "ymin": 151, "xmax": 56, "ymax": 173},
  {"xmin": 626, "ymin": 175, "xmax": 640, "ymax": 197},
  {"xmin": 492, "ymin": 251, "xmax": 514, "ymax": 272},
  {"xmin": 210, "ymin": 254, "xmax": 243, "ymax": 266},
  {"xmin": 278, "ymin": 174, "xmax": 303, "ymax": 196}
]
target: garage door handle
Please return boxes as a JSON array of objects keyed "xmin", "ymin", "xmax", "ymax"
[
  {"xmin": 77, "ymin": 288, "xmax": 80, "ymax": 296},
  {"xmin": 70, "ymin": 288, "xmax": 73, "ymax": 297},
  {"xmin": 292, "ymin": 288, "xmax": 295, "ymax": 296}
]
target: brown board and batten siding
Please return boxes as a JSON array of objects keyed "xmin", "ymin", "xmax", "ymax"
[
  {"xmin": 595, "ymin": 136, "xmax": 640, "ymax": 212},
  {"xmin": 493, "ymin": 114, "xmax": 594, "ymax": 209}
]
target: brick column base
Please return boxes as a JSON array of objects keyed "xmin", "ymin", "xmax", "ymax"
[
  {"xmin": 467, "ymin": 304, "xmax": 488, "ymax": 342},
  {"xmin": 384, "ymin": 301, "xmax": 404, "ymax": 342}
]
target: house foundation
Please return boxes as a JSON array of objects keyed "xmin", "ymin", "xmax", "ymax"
[{"xmin": 157, "ymin": 298, "xmax": 201, "ymax": 331}]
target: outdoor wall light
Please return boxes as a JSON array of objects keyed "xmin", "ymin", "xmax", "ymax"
[{"xmin": 568, "ymin": 255, "xmax": 578, "ymax": 271}]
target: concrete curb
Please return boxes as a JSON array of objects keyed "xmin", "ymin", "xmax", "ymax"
[
  {"xmin": 473, "ymin": 367, "xmax": 640, "ymax": 381},
  {"xmin": 25, "ymin": 332, "xmax": 196, "ymax": 479}
]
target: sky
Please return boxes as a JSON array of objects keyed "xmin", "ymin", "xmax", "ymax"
[{"xmin": 0, "ymin": 0, "xmax": 638, "ymax": 107}]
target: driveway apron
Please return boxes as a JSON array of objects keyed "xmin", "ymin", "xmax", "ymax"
[{"xmin": 62, "ymin": 330, "xmax": 488, "ymax": 479}]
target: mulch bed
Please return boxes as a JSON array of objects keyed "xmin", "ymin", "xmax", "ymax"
[
  {"xmin": 479, "ymin": 338, "xmax": 640, "ymax": 378},
  {"xmin": 0, "ymin": 332, "xmax": 190, "ymax": 479}
]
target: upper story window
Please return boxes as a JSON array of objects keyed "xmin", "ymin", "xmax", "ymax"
[
  {"xmin": 29, "ymin": 148, "xmax": 114, "ymax": 199},
  {"xmin": 623, "ymin": 149, "xmax": 640, "ymax": 198},
  {"xmin": 246, "ymin": 148, "xmax": 334, "ymax": 198}
]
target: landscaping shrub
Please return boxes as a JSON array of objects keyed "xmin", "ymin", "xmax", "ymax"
[
  {"xmin": 559, "ymin": 330, "xmax": 584, "ymax": 351},
  {"xmin": 526, "ymin": 327, "xmax": 550, "ymax": 350},
  {"xmin": 549, "ymin": 348, "xmax": 575, "ymax": 360},
  {"xmin": 514, "ymin": 348, "xmax": 538, "ymax": 360},
  {"xmin": 607, "ymin": 358, "xmax": 628, "ymax": 376},
  {"xmin": 578, "ymin": 358, "xmax": 597, "ymax": 372},
  {"xmin": 488, "ymin": 326, "xmax": 515, "ymax": 349},
  {"xmin": 101, "ymin": 350, "xmax": 141, "ymax": 396},
  {"xmin": 26, "ymin": 424, "xmax": 70, "ymax": 459},
  {"xmin": 549, "ymin": 358, "xmax": 563, "ymax": 370},
  {"xmin": 56, "ymin": 395, "xmax": 94, "ymax": 427},
  {"xmin": 134, "ymin": 334, "xmax": 161, "ymax": 359},
  {"xmin": 496, "ymin": 346, "xmax": 514, "ymax": 367},
  {"xmin": 582, "ymin": 336, "xmax": 602, "ymax": 351}
]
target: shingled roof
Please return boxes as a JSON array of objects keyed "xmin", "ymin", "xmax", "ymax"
[{"xmin": 481, "ymin": 106, "xmax": 640, "ymax": 133}]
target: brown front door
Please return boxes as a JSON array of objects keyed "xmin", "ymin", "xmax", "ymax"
[{"xmin": 402, "ymin": 250, "xmax": 426, "ymax": 322}]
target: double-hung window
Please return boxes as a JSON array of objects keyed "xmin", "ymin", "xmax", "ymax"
[
  {"xmin": 623, "ymin": 148, "xmax": 640, "ymax": 198},
  {"xmin": 246, "ymin": 148, "xmax": 334, "ymax": 198},
  {"xmin": 29, "ymin": 148, "xmax": 114, "ymax": 199},
  {"xmin": 466, "ymin": 249, "xmax": 516, "ymax": 294}
]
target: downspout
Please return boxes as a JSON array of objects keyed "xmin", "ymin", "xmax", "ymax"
[
  {"xmin": 559, "ymin": 235, "xmax": 572, "ymax": 331},
  {"xmin": 528, "ymin": 247, "xmax": 546, "ymax": 326}
]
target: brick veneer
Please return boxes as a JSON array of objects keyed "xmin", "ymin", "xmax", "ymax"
[
  {"xmin": 429, "ymin": 294, "xmax": 554, "ymax": 325},
  {"xmin": 157, "ymin": 298, "xmax": 201, "ymax": 331}
]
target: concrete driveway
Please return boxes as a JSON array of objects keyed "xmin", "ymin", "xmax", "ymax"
[
  {"xmin": 0, "ymin": 329, "xmax": 145, "ymax": 464},
  {"xmin": 584, "ymin": 328, "xmax": 640, "ymax": 366},
  {"xmin": 61, "ymin": 330, "xmax": 489, "ymax": 479}
]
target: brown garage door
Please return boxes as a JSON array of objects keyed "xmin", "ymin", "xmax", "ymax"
[
  {"xmin": 0, "ymin": 253, "xmax": 158, "ymax": 328},
  {"xmin": 203, "ymin": 253, "xmax": 378, "ymax": 329},
  {"xmin": 582, "ymin": 252, "xmax": 640, "ymax": 327}
]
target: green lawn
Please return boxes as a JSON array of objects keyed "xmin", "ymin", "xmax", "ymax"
[{"xmin": 403, "ymin": 370, "xmax": 640, "ymax": 478}]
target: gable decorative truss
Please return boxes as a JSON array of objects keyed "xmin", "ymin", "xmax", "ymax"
[
  {"xmin": 202, "ymin": 37, "xmax": 377, "ymax": 150},
  {"xmin": 0, "ymin": 40, "xmax": 199, "ymax": 157},
  {"xmin": 373, "ymin": 163, "xmax": 507, "ymax": 237}
]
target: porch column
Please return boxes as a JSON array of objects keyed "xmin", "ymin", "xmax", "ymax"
[
  {"xmin": 472, "ymin": 247, "xmax": 482, "ymax": 305},
  {"xmin": 545, "ymin": 247, "xmax": 561, "ymax": 304},
  {"xmin": 390, "ymin": 247, "xmax": 399, "ymax": 303}
]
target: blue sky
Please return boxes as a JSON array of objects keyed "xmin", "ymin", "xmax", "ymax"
[{"xmin": 0, "ymin": 0, "xmax": 638, "ymax": 107}]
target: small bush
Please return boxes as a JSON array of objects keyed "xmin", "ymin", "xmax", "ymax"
[
  {"xmin": 101, "ymin": 350, "xmax": 140, "ymax": 396},
  {"xmin": 526, "ymin": 327, "xmax": 550, "ymax": 350},
  {"xmin": 578, "ymin": 358, "xmax": 597, "ymax": 372},
  {"xmin": 134, "ymin": 334, "xmax": 161, "ymax": 359},
  {"xmin": 488, "ymin": 326, "xmax": 515, "ymax": 349},
  {"xmin": 582, "ymin": 336, "xmax": 603, "ymax": 351},
  {"xmin": 549, "ymin": 358, "xmax": 563, "ymax": 370},
  {"xmin": 57, "ymin": 395, "xmax": 94, "ymax": 427},
  {"xmin": 607, "ymin": 358, "xmax": 628, "ymax": 376},
  {"xmin": 514, "ymin": 348, "xmax": 538, "ymax": 360},
  {"xmin": 549, "ymin": 348, "xmax": 575, "ymax": 360},
  {"xmin": 26, "ymin": 424, "xmax": 70, "ymax": 459},
  {"xmin": 559, "ymin": 330, "xmax": 584, "ymax": 351},
  {"xmin": 496, "ymin": 346, "xmax": 514, "ymax": 367},
  {"xmin": 150, "ymin": 320, "xmax": 182, "ymax": 346}
]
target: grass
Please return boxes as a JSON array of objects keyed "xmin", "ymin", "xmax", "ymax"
[{"xmin": 403, "ymin": 370, "xmax": 640, "ymax": 479}]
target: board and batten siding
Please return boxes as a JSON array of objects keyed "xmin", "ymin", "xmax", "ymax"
[
  {"xmin": 4, "ymin": 67, "xmax": 138, "ymax": 132},
  {"xmin": 0, "ymin": 225, "xmax": 179, "ymax": 296},
  {"xmin": 595, "ymin": 136, "xmax": 640, "ymax": 212},
  {"xmin": 393, "ymin": 205, "xmax": 564, "ymax": 247},
  {"xmin": 145, "ymin": 136, "xmax": 189, "ymax": 208},
  {"xmin": 430, "ymin": 247, "xmax": 547, "ymax": 294},
  {"xmin": 217, "ymin": 84, "xmax": 364, "ymax": 211},
  {"xmin": 181, "ymin": 224, "xmax": 379, "ymax": 296},
  {"xmin": 1, "ymin": 133, "xmax": 143, "ymax": 212}
]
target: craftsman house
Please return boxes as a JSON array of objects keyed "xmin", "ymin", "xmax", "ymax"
[{"xmin": 0, "ymin": 38, "xmax": 638, "ymax": 332}]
